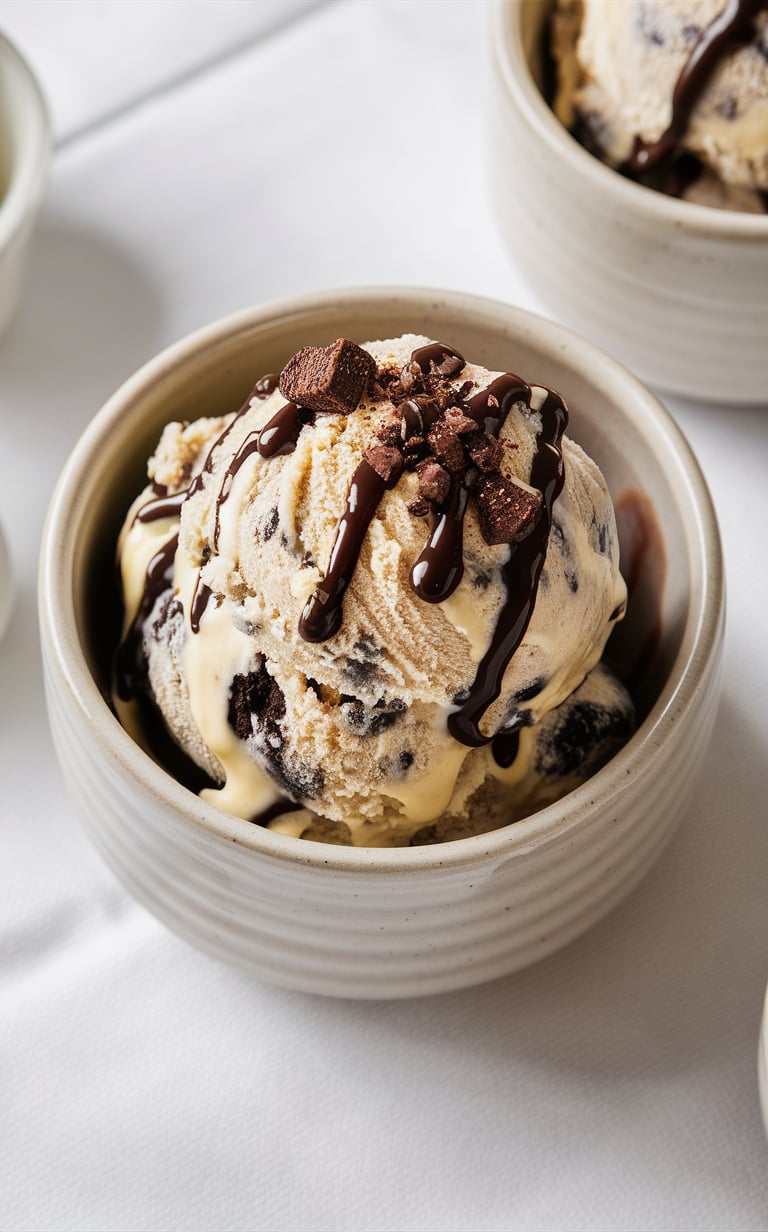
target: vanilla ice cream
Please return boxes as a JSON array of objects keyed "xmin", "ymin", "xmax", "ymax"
[
  {"xmin": 113, "ymin": 334, "xmax": 633, "ymax": 847},
  {"xmin": 552, "ymin": 0, "xmax": 768, "ymax": 211}
]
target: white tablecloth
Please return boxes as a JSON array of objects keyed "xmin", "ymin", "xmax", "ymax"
[{"xmin": 1, "ymin": 3, "xmax": 767, "ymax": 1229}]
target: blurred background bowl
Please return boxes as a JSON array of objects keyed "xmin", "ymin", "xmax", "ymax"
[
  {"xmin": 39, "ymin": 287, "xmax": 724, "ymax": 998},
  {"xmin": 488, "ymin": 0, "xmax": 768, "ymax": 405},
  {"xmin": 0, "ymin": 31, "xmax": 50, "ymax": 337}
]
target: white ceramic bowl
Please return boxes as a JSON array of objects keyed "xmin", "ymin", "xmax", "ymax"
[
  {"xmin": 488, "ymin": 0, "xmax": 768, "ymax": 405},
  {"xmin": 0, "ymin": 32, "xmax": 50, "ymax": 337},
  {"xmin": 0, "ymin": 518, "xmax": 13, "ymax": 641},
  {"xmin": 759, "ymin": 986, "xmax": 768, "ymax": 1136},
  {"xmin": 39, "ymin": 288, "xmax": 724, "ymax": 999}
]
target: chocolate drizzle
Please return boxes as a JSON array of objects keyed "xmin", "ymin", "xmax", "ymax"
[
  {"xmin": 116, "ymin": 533, "xmax": 179, "ymax": 702},
  {"xmin": 190, "ymin": 578, "xmax": 213, "ymax": 635},
  {"xmin": 627, "ymin": 0, "xmax": 765, "ymax": 175},
  {"xmin": 257, "ymin": 402, "xmax": 314, "ymax": 459},
  {"xmin": 294, "ymin": 345, "xmax": 568, "ymax": 761},
  {"xmin": 410, "ymin": 475, "xmax": 472, "ymax": 603},
  {"xmin": 298, "ymin": 458, "xmax": 398, "ymax": 643},
  {"xmin": 410, "ymin": 341, "xmax": 466, "ymax": 376},
  {"xmin": 136, "ymin": 489, "xmax": 187, "ymax": 524},
  {"xmin": 448, "ymin": 390, "xmax": 568, "ymax": 754}
]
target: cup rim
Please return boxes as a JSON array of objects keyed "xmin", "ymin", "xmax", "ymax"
[
  {"xmin": 490, "ymin": 0, "xmax": 768, "ymax": 241},
  {"xmin": 40, "ymin": 286, "xmax": 724, "ymax": 874},
  {"xmin": 0, "ymin": 31, "xmax": 51, "ymax": 253}
]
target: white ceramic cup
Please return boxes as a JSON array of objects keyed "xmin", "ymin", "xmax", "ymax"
[
  {"xmin": 488, "ymin": 0, "xmax": 768, "ymax": 405},
  {"xmin": 0, "ymin": 31, "xmax": 50, "ymax": 336},
  {"xmin": 39, "ymin": 288, "xmax": 724, "ymax": 998}
]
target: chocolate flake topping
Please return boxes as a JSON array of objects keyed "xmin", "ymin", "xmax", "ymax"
[{"xmin": 279, "ymin": 338, "xmax": 376, "ymax": 415}]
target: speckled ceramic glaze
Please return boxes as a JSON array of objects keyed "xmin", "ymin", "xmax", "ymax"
[
  {"xmin": 39, "ymin": 289, "xmax": 724, "ymax": 998},
  {"xmin": 0, "ymin": 32, "xmax": 49, "ymax": 336},
  {"xmin": 489, "ymin": 0, "xmax": 768, "ymax": 405}
]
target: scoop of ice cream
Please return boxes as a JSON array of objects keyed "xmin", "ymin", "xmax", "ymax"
[
  {"xmin": 553, "ymin": 0, "xmax": 768, "ymax": 208},
  {"xmin": 114, "ymin": 334, "xmax": 630, "ymax": 847}
]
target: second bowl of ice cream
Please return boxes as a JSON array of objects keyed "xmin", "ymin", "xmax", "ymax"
[
  {"xmin": 489, "ymin": 0, "xmax": 768, "ymax": 404},
  {"xmin": 40, "ymin": 288, "xmax": 724, "ymax": 998}
]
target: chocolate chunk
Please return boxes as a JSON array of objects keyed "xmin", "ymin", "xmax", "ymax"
[
  {"xmin": 263, "ymin": 508, "xmax": 279, "ymax": 541},
  {"xmin": 363, "ymin": 444, "xmax": 403, "ymax": 484},
  {"xmin": 376, "ymin": 416, "xmax": 402, "ymax": 447},
  {"xmin": 535, "ymin": 698, "xmax": 635, "ymax": 781},
  {"xmin": 417, "ymin": 460, "xmax": 450, "ymax": 504},
  {"xmin": 476, "ymin": 475, "xmax": 542, "ymax": 546},
  {"xmin": 442, "ymin": 406, "xmax": 477, "ymax": 436},
  {"xmin": 466, "ymin": 433, "xmax": 503, "ymax": 474},
  {"xmin": 408, "ymin": 497, "xmax": 430, "ymax": 518},
  {"xmin": 228, "ymin": 662, "xmax": 324, "ymax": 800},
  {"xmin": 343, "ymin": 696, "xmax": 407, "ymax": 737},
  {"xmin": 279, "ymin": 338, "xmax": 375, "ymax": 415},
  {"xmin": 228, "ymin": 662, "xmax": 285, "ymax": 745},
  {"xmin": 427, "ymin": 419, "xmax": 466, "ymax": 473}
]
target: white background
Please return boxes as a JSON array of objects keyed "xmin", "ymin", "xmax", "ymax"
[{"xmin": 1, "ymin": 3, "xmax": 768, "ymax": 1229}]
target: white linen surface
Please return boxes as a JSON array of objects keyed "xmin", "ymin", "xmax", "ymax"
[{"xmin": 1, "ymin": 2, "xmax": 767, "ymax": 1229}]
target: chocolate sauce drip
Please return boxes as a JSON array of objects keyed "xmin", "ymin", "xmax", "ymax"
[
  {"xmin": 410, "ymin": 341, "xmax": 466, "ymax": 374},
  {"xmin": 448, "ymin": 390, "xmax": 569, "ymax": 754},
  {"xmin": 115, "ymin": 533, "xmax": 179, "ymax": 702},
  {"xmin": 251, "ymin": 799, "xmax": 304, "ymax": 827},
  {"xmin": 187, "ymin": 377, "xmax": 273, "ymax": 500},
  {"xmin": 628, "ymin": 0, "xmax": 764, "ymax": 174},
  {"xmin": 253, "ymin": 373, "xmax": 279, "ymax": 399},
  {"xmin": 257, "ymin": 402, "xmax": 314, "ymax": 459},
  {"xmin": 136, "ymin": 489, "xmax": 188, "ymax": 524},
  {"xmin": 190, "ymin": 578, "xmax": 213, "ymax": 635},
  {"xmin": 299, "ymin": 458, "xmax": 396, "ymax": 643},
  {"xmin": 466, "ymin": 373, "xmax": 530, "ymax": 434},
  {"xmin": 410, "ymin": 474, "xmax": 472, "ymax": 603}
]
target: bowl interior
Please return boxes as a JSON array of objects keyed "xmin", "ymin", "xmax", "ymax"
[{"xmin": 67, "ymin": 290, "xmax": 700, "ymax": 803}]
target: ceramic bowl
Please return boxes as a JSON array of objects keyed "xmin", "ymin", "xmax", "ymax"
[
  {"xmin": 488, "ymin": 0, "xmax": 768, "ymax": 405},
  {"xmin": 759, "ymin": 985, "xmax": 768, "ymax": 1136},
  {"xmin": 0, "ymin": 518, "xmax": 13, "ymax": 641},
  {"xmin": 0, "ymin": 32, "xmax": 50, "ymax": 337},
  {"xmin": 39, "ymin": 288, "xmax": 724, "ymax": 999}
]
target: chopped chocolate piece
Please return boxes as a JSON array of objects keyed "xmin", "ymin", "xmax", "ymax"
[
  {"xmin": 228, "ymin": 660, "xmax": 285, "ymax": 745},
  {"xmin": 408, "ymin": 497, "xmax": 430, "ymax": 518},
  {"xmin": 376, "ymin": 416, "xmax": 402, "ymax": 447},
  {"xmin": 476, "ymin": 475, "xmax": 543, "ymax": 546},
  {"xmin": 397, "ymin": 360, "xmax": 422, "ymax": 396},
  {"xmin": 466, "ymin": 433, "xmax": 503, "ymax": 474},
  {"xmin": 427, "ymin": 418, "xmax": 466, "ymax": 474},
  {"xmin": 364, "ymin": 444, "xmax": 403, "ymax": 484},
  {"xmin": 442, "ymin": 406, "xmax": 477, "ymax": 436},
  {"xmin": 417, "ymin": 459, "xmax": 451, "ymax": 504},
  {"xmin": 434, "ymin": 352, "xmax": 465, "ymax": 378},
  {"xmin": 279, "ymin": 338, "xmax": 375, "ymax": 415}
]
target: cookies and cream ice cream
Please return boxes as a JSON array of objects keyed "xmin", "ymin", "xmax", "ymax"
[
  {"xmin": 552, "ymin": 0, "xmax": 768, "ymax": 212},
  {"xmin": 113, "ymin": 334, "xmax": 633, "ymax": 847}
]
